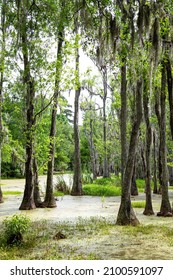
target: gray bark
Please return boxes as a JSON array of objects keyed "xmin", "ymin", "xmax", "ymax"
[
  {"xmin": 153, "ymin": 130, "xmax": 158, "ymax": 194},
  {"xmin": 143, "ymin": 92, "xmax": 154, "ymax": 215},
  {"xmin": 71, "ymin": 10, "xmax": 82, "ymax": 195},
  {"xmin": 0, "ymin": 0, "xmax": 6, "ymax": 203},
  {"xmin": 43, "ymin": 31, "xmax": 64, "ymax": 207},
  {"xmin": 157, "ymin": 61, "xmax": 172, "ymax": 216},
  {"xmin": 102, "ymin": 67, "xmax": 109, "ymax": 178},
  {"xmin": 19, "ymin": 1, "xmax": 35, "ymax": 210},
  {"xmin": 116, "ymin": 79, "xmax": 143, "ymax": 226},
  {"xmin": 120, "ymin": 61, "xmax": 127, "ymax": 184},
  {"xmin": 89, "ymin": 117, "xmax": 97, "ymax": 180}
]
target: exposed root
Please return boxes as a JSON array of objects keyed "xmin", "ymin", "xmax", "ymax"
[
  {"xmin": 143, "ymin": 210, "xmax": 155, "ymax": 216},
  {"xmin": 157, "ymin": 211, "xmax": 173, "ymax": 217}
]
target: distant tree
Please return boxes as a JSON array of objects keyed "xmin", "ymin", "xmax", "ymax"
[
  {"xmin": 116, "ymin": 79, "xmax": 143, "ymax": 225},
  {"xmin": 81, "ymin": 97, "xmax": 98, "ymax": 179},
  {"xmin": 0, "ymin": 0, "xmax": 7, "ymax": 203},
  {"xmin": 71, "ymin": 0, "xmax": 83, "ymax": 195},
  {"xmin": 18, "ymin": 0, "xmax": 37, "ymax": 210},
  {"xmin": 43, "ymin": 6, "xmax": 65, "ymax": 207},
  {"xmin": 157, "ymin": 59, "xmax": 172, "ymax": 216}
]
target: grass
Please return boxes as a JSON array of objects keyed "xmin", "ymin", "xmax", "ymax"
[
  {"xmin": 83, "ymin": 184, "xmax": 121, "ymax": 196},
  {"xmin": 82, "ymin": 176, "xmax": 149, "ymax": 197},
  {"xmin": 0, "ymin": 217, "xmax": 173, "ymax": 260},
  {"xmin": 2, "ymin": 191, "xmax": 22, "ymax": 196},
  {"xmin": 136, "ymin": 179, "xmax": 155, "ymax": 193},
  {"xmin": 53, "ymin": 190, "xmax": 64, "ymax": 196},
  {"xmin": 83, "ymin": 176, "xmax": 122, "ymax": 196},
  {"xmin": 131, "ymin": 201, "xmax": 146, "ymax": 208},
  {"xmin": 0, "ymin": 217, "xmax": 114, "ymax": 260}
]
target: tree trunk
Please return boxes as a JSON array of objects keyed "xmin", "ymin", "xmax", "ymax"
[
  {"xmin": 143, "ymin": 92, "xmax": 154, "ymax": 215},
  {"xmin": 154, "ymin": 88, "xmax": 162, "ymax": 193},
  {"xmin": 153, "ymin": 130, "xmax": 158, "ymax": 194},
  {"xmin": 102, "ymin": 67, "xmax": 109, "ymax": 178},
  {"xmin": 157, "ymin": 61, "xmax": 172, "ymax": 216},
  {"xmin": 131, "ymin": 161, "xmax": 138, "ymax": 196},
  {"xmin": 141, "ymin": 146, "xmax": 146, "ymax": 182},
  {"xmin": 44, "ymin": 31, "xmax": 64, "ymax": 207},
  {"xmin": 89, "ymin": 117, "xmax": 97, "ymax": 180},
  {"xmin": 168, "ymin": 166, "xmax": 173, "ymax": 186},
  {"xmin": 0, "ymin": 0, "xmax": 6, "ymax": 204},
  {"xmin": 19, "ymin": 78, "xmax": 36, "ymax": 210},
  {"xmin": 116, "ymin": 79, "xmax": 143, "ymax": 226},
  {"xmin": 166, "ymin": 58, "xmax": 173, "ymax": 186},
  {"xmin": 120, "ymin": 61, "xmax": 127, "ymax": 184},
  {"xmin": 19, "ymin": 2, "xmax": 35, "ymax": 210},
  {"xmin": 143, "ymin": 124, "xmax": 154, "ymax": 215},
  {"xmin": 33, "ymin": 156, "xmax": 42, "ymax": 207},
  {"xmin": 166, "ymin": 58, "xmax": 173, "ymax": 140},
  {"xmin": 71, "ymin": 11, "xmax": 82, "ymax": 196}
]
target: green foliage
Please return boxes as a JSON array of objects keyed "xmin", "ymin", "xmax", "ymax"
[
  {"xmin": 53, "ymin": 190, "xmax": 64, "ymax": 196},
  {"xmin": 54, "ymin": 175, "xmax": 71, "ymax": 194},
  {"xmin": 54, "ymin": 113, "xmax": 74, "ymax": 172},
  {"xmin": 82, "ymin": 175, "xmax": 122, "ymax": 196},
  {"xmin": 82, "ymin": 173, "xmax": 93, "ymax": 184},
  {"xmin": 94, "ymin": 176, "xmax": 121, "ymax": 187},
  {"xmin": 2, "ymin": 214, "xmax": 30, "ymax": 246},
  {"xmin": 131, "ymin": 201, "xmax": 146, "ymax": 208},
  {"xmin": 136, "ymin": 179, "xmax": 146, "ymax": 191},
  {"xmin": 83, "ymin": 184, "xmax": 121, "ymax": 196},
  {"xmin": 136, "ymin": 179, "xmax": 154, "ymax": 192}
]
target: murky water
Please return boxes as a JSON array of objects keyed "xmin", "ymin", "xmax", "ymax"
[
  {"xmin": 1, "ymin": 176, "xmax": 173, "ymax": 228},
  {"xmin": 1, "ymin": 178, "xmax": 173, "ymax": 260}
]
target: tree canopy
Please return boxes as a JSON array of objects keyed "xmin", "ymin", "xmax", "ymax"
[{"xmin": 0, "ymin": 0, "xmax": 173, "ymax": 223}]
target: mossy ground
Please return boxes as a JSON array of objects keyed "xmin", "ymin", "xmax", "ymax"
[{"xmin": 0, "ymin": 217, "xmax": 173, "ymax": 260}]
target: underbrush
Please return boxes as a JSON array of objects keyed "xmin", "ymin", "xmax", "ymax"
[
  {"xmin": 82, "ymin": 176, "xmax": 148, "ymax": 196},
  {"xmin": 83, "ymin": 176, "xmax": 122, "ymax": 196},
  {"xmin": 0, "ymin": 216, "xmax": 173, "ymax": 260},
  {"xmin": 83, "ymin": 184, "xmax": 121, "ymax": 196},
  {"xmin": 54, "ymin": 175, "xmax": 72, "ymax": 195},
  {"xmin": 0, "ymin": 217, "xmax": 114, "ymax": 260}
]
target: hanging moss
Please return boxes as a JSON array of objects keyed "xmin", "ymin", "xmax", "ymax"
[
  {"xmin": 143, "ymin": 4, "xmax": 151, "ymax": 33},
  {"xmin": 109, "ymin": 15, "xmax": 119, "ymax": 53},
  {"xmin": 137, "ymin": 4, "xmax": 144, "ymax": 37},
  {"xmin": 152, "ymin": 17, "xmax": 160, "ymax": 64},
  {"xmin": 130, "ymin": 16, "xmax": 135, "ymax": 50}
]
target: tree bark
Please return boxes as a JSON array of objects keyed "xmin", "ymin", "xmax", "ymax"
[
  {"xmin": 157, "ymin": 61, "xmax": 172, "ymax": 216},
  {"xmin": 19, "ymin": 1, "xmax": 35, "ymax": 210},
  {"xmin": 19, "ymin": 78, "xmax": 36, "ymax": 210},
  {"xmin": 155, "ymin": 88, "xmax": 162, "ymax": 193},
  {"xmin": 89, "ymin": 117, "xmax": 97, "ymax": 180},
  {"xmin": 131, "ymin": 161, "xmax": 138, "ymax": 196},
  {"xmin": 166, "ymin": 58, "xmax": 173, "ymax": 186},
  {"xmin": 71, "ymin": 10, "xmax": 82, "ymax": 195},
  {"xmin": 143, "ymin": 92, "xmax": 154, "ymax": 215},
  {"xmin": 102, "ymin": 66, "xmax": 109, "ymax": 178},
  {"xmin": 166, "ymin": 58, "xmax": 173, "ymax": 140},
  {"xmin": 33, "ymin": 156, "xmax": 42, "ymax": 207},
  {"xmin": 116, "ymin": 79, "xmax": 143, "ymax": 226},
  {"xmin": 120, "ymin": 61, "xmax": 127, "ymax": 184},
  {"xmin": 0, "ymin": 0, "xmax": 6, "ymax": 203},
  {"xmin": 153, "ymin": 129, "xmax": 158, "ymax": 194},
  {"xmin": 44, "ymin": 31, "xmax": 64, "ymax": 207}
]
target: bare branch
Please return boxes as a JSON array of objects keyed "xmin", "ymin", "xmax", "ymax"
[
  {"xmin": 34, "ymin": 95, "xmax": 53, "ymax": 121},
  {"xmin": 83, "ymin": 86, "xmax": 103, "ymax": 99}
]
